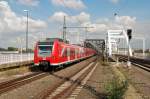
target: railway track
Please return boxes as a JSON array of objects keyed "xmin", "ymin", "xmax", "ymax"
[
  {"xmin": 117, "ymin": 55, "xmax": 150, "ymax": 72},
  {"xmin": 33, "ymin": 60, "xmax": 98, "ymax": 99},
  {"xmin": 0, "ymin": 56, "xmax": 97, "ymax": 98},
  {"xmin": 0, "ymin": 72, "xmax": 49, "ymax": 94}
]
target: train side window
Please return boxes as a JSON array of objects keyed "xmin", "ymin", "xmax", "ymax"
[
  {"xmin": 67, "ymin": 48, "xmax": 70, "ymax": 56},
  {"xmin": 64, "ymin": 49, "xmax": 67, "ymax": 57},
  {"xmin": 72, "ymin": 49, "xmax": 75, "ymax": 56},
  {"xmin": 70, "ymin": 49, "xmax": 74, "ymax": 56},
  {"xmin": 77, "ymin": 49, "xmax": 79, "ymax": 55},
  {"xmin": 75, "ymin": 49, "xmax": 78, "ymax": 58},
  {"xmin": 70, "ymin": 50, "xmax": 72, "ymax": 56}
]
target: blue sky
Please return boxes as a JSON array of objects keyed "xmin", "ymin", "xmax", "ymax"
[
  {"xmin": 8, "ymin": 0, "xmax": 150, "ymax": 21},
  {"xmin": 0, "ymin": 0, "xmax": 150, "ymax": 49}
]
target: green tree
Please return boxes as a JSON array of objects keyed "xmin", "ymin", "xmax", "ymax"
[{"xmin": 7, "ymin": 47, "xmax": 18, "ymax": 51}]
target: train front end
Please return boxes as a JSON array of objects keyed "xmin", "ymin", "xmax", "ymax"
[{"xmin": 34, "ymin": 39, "xmax": 54, "ymax": 70}]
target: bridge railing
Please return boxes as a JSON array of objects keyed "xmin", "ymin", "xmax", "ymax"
[
  {"xmin": 0, "ymin": 53, "xmax": 33, "ymax": 65},
  {"xmin": 84, "ymin": 41, "xmax": 104, "ymax": 55}
]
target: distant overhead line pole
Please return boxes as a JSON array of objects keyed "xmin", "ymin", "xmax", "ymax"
[{"xmin": 63, "ymin": 16, "xmax": 66, "ymax": 42}]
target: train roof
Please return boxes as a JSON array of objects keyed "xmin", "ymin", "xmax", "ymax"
[
  {"xmin": 39, "ymin": 38, "xmax": 69, "ymax": 43},
  {"xmin": 38, "ymin": 38, "xmax": 70, "ymax": 45},
  {"xmin": 45, "ymin": 38, "xmax": 63, "ymax": 42},
  {"xmin": 38, "ymin": 38, "xmax": 62, "ymax": 43}
]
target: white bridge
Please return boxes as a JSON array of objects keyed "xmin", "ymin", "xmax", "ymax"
[{"xmin": 107, "ymin": 29, "xmax": 133, "ymax": 57}]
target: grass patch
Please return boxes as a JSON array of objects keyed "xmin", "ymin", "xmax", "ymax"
[
  {"xmin": 0, "ymin": 66, "xmax": 30, "ymax": 77},
  {"xmin": 105, "ymin": 77, "xmax": 128, "ymax": 99}
]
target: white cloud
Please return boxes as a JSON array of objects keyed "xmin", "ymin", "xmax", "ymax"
[
  {"xmin": 49, "ymin": 11, "xmax": 137, "ymax": 34},
  {"xmin": 17, "ymin": 0, "xmax": 39, "ymax": 6},
  {"xmin": 76, "ymin": 12, "xmax": 90, "ymax": 23},
  {"xmin": 133, "ymin": 21, "xmax": 150, "ymax": 38},
  {"xmin": 0, "ymin": 1, "xmax": 47, "ymax": 33},
  {"xmin": 51, "ymin": 0, "xmax": 86, "ymax": 10},
  {"xmin": 115, "ymin": 16, "xmax": 136, "ymax": 28},
  {"xmin": 110, "ymin": 0, "xmax": 120, "ymax": 4},
  {"xmin": 49, "ymin": 12, "xmax": 68, "ymax": 23},
  {"xmin": 0, "ymin": 1, "xmax": 47, "ymax": 47},
  {"xmin": 49, "ymin": 11, "xmax": 90, "ymax": 23},
  {"xmin": 80, "ymin": 15, "xmax": 136, "ymax": 33}
]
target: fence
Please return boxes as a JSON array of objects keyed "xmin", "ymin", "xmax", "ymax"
[{"xmin": 0, "ymin": 53, "xmax": 33, "ymax": 65}]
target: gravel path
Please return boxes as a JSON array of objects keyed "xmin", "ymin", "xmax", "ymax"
[{"xmin": 75, "ymin": 60, "xmax": 114, "ymax": 99}]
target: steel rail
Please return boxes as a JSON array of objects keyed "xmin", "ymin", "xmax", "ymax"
[
  {"xmin": 118, "ymin": 55, "xmax": 150, "ymax": 72},
  {"xmin": 0, "ymin": 72, "xmax": 49, "ymax": 94}
]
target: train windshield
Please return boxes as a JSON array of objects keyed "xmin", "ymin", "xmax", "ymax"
[{"xmin": 38, "ymin": 45, "xmax": 53, "ymax": 57}]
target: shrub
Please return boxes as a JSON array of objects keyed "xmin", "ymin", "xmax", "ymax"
[{"xmin": 105, "ymin": 77, "xmax": 128, "ymax": 99}]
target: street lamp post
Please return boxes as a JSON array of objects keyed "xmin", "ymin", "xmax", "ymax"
[{"xmin": 24, "ymin": 10, "xmax": 29, "ymax": 53}]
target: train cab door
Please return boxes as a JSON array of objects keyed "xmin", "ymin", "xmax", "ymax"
[{"xmin": 67, "ymin": 48, "xmax": 70, "ymax": 61}]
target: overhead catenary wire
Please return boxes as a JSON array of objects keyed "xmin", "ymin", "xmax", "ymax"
[{"xmin": 60, "ymin": 0, "xmax": 94, "ymax": 42}]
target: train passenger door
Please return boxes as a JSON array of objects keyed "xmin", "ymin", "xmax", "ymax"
[
  {"xmin": 75, "ymin": 48, "xmax": 78, "ymax": 59},
  {"xmin": 67, "ymin": 48, "xmax": 70, "ymax": 61}
]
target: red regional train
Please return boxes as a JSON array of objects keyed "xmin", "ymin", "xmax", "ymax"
[{"xmin": 34, "ymin": 38, "xmax": 96, "ymax": 70}]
